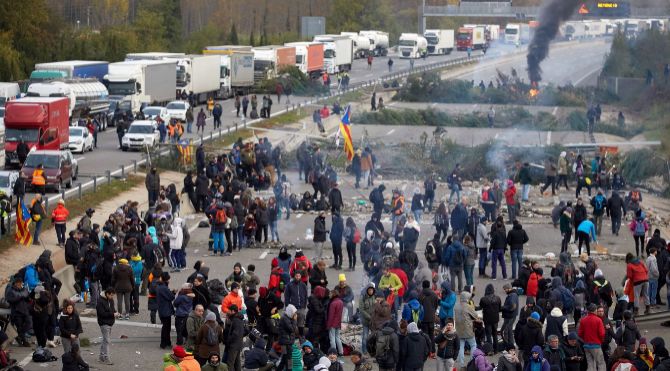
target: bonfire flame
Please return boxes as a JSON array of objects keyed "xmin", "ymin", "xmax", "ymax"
[{"xmin": 529, "ymin": 81, "xmax": 539, "ymax": 98}]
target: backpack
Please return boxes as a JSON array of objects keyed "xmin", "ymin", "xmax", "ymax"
[
  {"xmin": 375, "ymin": 332, "xmax": 393, "ymax": 365},
  {"xmin": 411, "ymin": 307, "xmax": 422, "ymax": 323},
  {"xmin": 560, "ymin": 287, "xmax": 575, "ymax": 312},
  {"xmin": 353, "ymin": 228, "xmax": 361, "ymax": 244},
  {"xmin": 594, "ymin": 196, "xmax": 605, "ymax": 211},
  {"xmin": 215, "ymin": 209, "xmax": 227, "ymax": 225},
  {"xmin": 466, "ymin": 355, "xmax": 479, "ymax": 371},
  {"xmin": 481, "ymin": 189, "xmax": 490, "ymax": 202},
  {"xmin": 32, "ymin": 347, "xmax": 57, "ymax": 362},
  {"xmin": 451, "ymin": 246, "xmax": 464, "ymax": 267},
  {"xmin": 153, "ymin": 244, "xmax": 166, "ymax": 267},
  {"xmin": 23, "ymin": 264, "xmax": 40, "ymax": 291},
  {"xmin": 206, "ymin": 324, "xmax": 219, "ymax": 346},
  {"xmin": 634, "ymin": 220, "xmax": 645, "ymax": 236}
]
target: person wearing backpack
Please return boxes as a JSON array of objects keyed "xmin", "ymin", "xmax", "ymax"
[
  {"xmin": 590, "ymin": 190, "xmax": 607, "ymax": 236},
  {"xmin": 444, "ymin": 238, "xmax": 467, "ymax": 292},
  {"xmin": 195, "ymin": 311, "xmax": 223, "ymax": 365},
  {"xmin": 209, "ymin": 203, "xmax": 227, "ymax": 256},
  {"xmin": 629, "ymin": 211, "xmax": 649, "ymax": 258},
  {"xmin": 343, "ymin": 217, "xmax": 359, "ymax": 271},
  {"xmin": 373, "ymin": 321, "xmax": 400, "ymax": 371},
  {"xmin": 550, "ymin": 277, "xmax": 575, "ymax": 315},
  {"xmin": 401, "ymin": 322, "xmax": 431, "ymax": 370}
]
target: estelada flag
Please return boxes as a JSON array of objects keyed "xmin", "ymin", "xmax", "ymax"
[
  {"xmin": 339, "ymin": 105, "xmax": 354, "ymax": 161},
  {"xmin": 15, "ymin": 200, "xmax": 32, "ymax": 246}
]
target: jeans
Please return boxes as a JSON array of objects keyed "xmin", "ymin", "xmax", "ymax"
[
  {"xmin": 314, "ymin": 242, "xmax": 324, "ymax": 260},
  {"xmin": 507, "ymin": 204, "xmax": 517, "ymax": 223},
  {"xmin": 634, "ymin": 235, "xmax": 645, "ymax": 256},
  {"xmin": 148, "ymin": 190, "xmax": 158, "ymax": 206},
  {"xmin": 464, "ymin": 264, "xmax": 475, "ymax": 286},
  {"xmin": 61, "ymin": 337, "xmax": 79, "ymax": 354},
  {"xmin": 649, "ymin": 279, "xmax": 658, "ymax": 305},
  {"xmin": 424, "ymin": 194, "xmax": 434, "ymax": 212},
  {"xmin": 329, "ymin": 328, "xmax": 343, "ymax": 355},
  {"xmin": 501, "ymin": 317, "xmax": 515, "ymax": 347},
  {"xmin": 437, "ymin": 358, "xmax": 456, "ymax": 371},
  {"xmin": 212, "ymin": 231, "xmax": 225, "ymax": 253},
  {"xmin": 458, "ymin": 337, "xmax": 477, "ymax": 367},
  {"xmin": 270, "ymin": 220, "xmax": 279, "ymax": 241},
  {"xmin": 99, "ymin": 325, "xmax": 112, "ymax": 360},
  {"xmin": 413, "ymin": 209, "xmax": 423, "ymax": 223},
  {"xmin": 611, "ymin": 216, "xmax": 622, "ymax": 234},
  {"xmin": 585, "ymin": 347, "xmax": 607, "ymax": 371},
  {"xmin": 55, "ymin": 223, "xmax": 66, "ymax": 245},
  {"xmin": 391, "ymin": 214, "xmax": 401, "ymax": 235},
  {"xmin": 449, "ymin": 188, "xmax": 461, "ymax": 204},
  {"xmin": 361, "ymin": 170, "xmax": 370, "ymax": 188},
  {"xmin": 116, "ymin": 292, "xmax": 130, "ymax": 316},
  {"xmin": 237, "ymin": 225, "xmax": 245, "ymax": 247},
  {"xmin": 160, "ymin": 316, "xmax": 172, "ymax": 348},
  {"xmin": 511, "ymin": 249, "xmax": 523, "ymax": 279},
  {"xmin": 522, "ymin": 184, "xmax": 530, "ymax": 201},
  {"xmin": 33, "ymin": 219, "xmax": 43, "ymax": 243},
  {"xmin": 491, "ymin": 250, "xmax": 507, "ymax": 279},
  {"xmin": 633, "ymin": 282, "xmax": 650, "ymax": 309},
  {"xmin": 361, "ymin": 325, "xmax": 369, "ymax": 354},
  {"xmin": 450, "ymin": 267, "xmax": 463, "ymax": 292},
  {"xmin": 594, "ymin": 214, "xmax": 603, "ymax": 236},
  {"xmin": 478, "ymin": 248, "xmax": 488, "ymax": 275},
  {"xmin": 186, "ymin": 121, "xmax": 192, "ymax": 133}
]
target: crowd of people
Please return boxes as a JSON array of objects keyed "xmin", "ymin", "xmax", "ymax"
[{"xmin": 2, "ymin": 134, "xmax": 670, "ymax": 371}]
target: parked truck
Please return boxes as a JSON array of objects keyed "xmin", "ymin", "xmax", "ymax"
[
  {"xmin": 398, "ymin": 33, "xmax": 428, "ymax": 59},
  {"xmin": 4, "ymin": 97, "xmax": 70, "ymax": 168},
  {"xmin": 283, "ymin": 42, "xmax": 324, "ymax": 79},
  {"xmin": 457, "ymin": 26, "xmax": 487, "ymax": 50},
  {"xmin": 26, "ymin": 79, "xmax": 110, "ymax": 129},
  {"xmin": 504, "ymin": 23, "xmax": 531, "ymax": 45},
  {"xmin": 174, "ymin": 55, "xmax": 221, "ymax": 103},
  {"xmin": 340, "ymin": 32, "xmax": 371, "ymax": 58},
  {"xmin": 125, "ymin": 52, "xmax": 186, "ymax": 61},
  {"xmin": 0, "ymin": 83, "xmax": 21, "ymax": 106},
  {"xmin": 250, "ymin": 45, "xmax": 296, "ymax": 83},
  {"xmin": 203, "ymin": 46, "xmax": 256, "ymax": 98},
  {"xmin": 103, "ymin": 60, "xmax": 176, "ymax": 115},
  {"xmin": 359, "ymin": 30, "xmax": 390, "ymax": 56},
  {"xmin": 423, "ymin": 29, "xmax": 455, "ymax": 55},
  {"xmin": 31, "ymin": 61, "xmax": 109, "ymax": 84},
  {"xmin": 312, "ymin": 35, "xmax": 354, "ymax": 74}
]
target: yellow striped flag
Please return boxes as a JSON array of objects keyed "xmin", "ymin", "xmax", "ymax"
[
  {"xmin": 15, "ymin": 200, "xmax": 32, "ymax": 246},
  {"xmin": 339, "ymin": 105, "xmax": 354, "ymax": 161}
]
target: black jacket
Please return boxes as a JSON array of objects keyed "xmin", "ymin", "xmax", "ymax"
[
  {"xmin": 96, "ymin": 296, "xmax": 115, "ymax": 326},
  {"xmin": 64, "ymin": 237, "xmax": 80, "ymax": 265},
  {"xmin": 314, "ymin": 216, "xmax": 327, "ymax": 243},
  {"xmin": 58, "ymin": 313, "xmax": 83, "ymax": 338},
  {"xmin": 244, "ymin": 339, "xmax": 269, "ymax": 369},
  {"xmin": 309, "ymin": 268, "xmax": 328, "ymax": 292},
  {"xmin": 329, "ymin": 188, "xmax": 343, "ymax": 211},
  {"xmin": 562, "ymin": 342, "xmax": 585, "ymax": 371},
  {"xmin": 277, "ymin": 313, "xmax": 297, "ymax": 345},
  {"xmin": 401, "ymin": 332, "xmax": 430, "ymax": 369},
  {"xmin": 195, "ymin": 174, "xmax": 210, "ymax": 196},
  {"xmin": 490, "ymin": 229, "xmax": 507, "ymax": 251},
  {"xmin": 419, "ymin": 288, "xmax": 439, "ymax": 323},
  {"xmin": 607, "ymin": 193, "xmax": 626, "ymax": 218},
  {"xmin": 224, "ymin": 313, "xmax": 245, "ymax": 350},
  {"xmin": 573, "ymin": 204, "xmax": 588, "ymax": 226},
  {"xmin": 479, "ymin": 285, "xmax": 502, "ymax": 324},
  {"xmin": 435, "ymin": 331, "xmax": 459, "ymax": 360},
  {"xmin": 516, "ymin": 317, "xmax": 544, "ymax": 356},
  {"xmin": 506, "ymin": 224, "xmax": 529, "ymax": 250}
]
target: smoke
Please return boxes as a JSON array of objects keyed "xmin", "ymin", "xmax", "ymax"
[{"xmin": 527, "ymin": 0, "xmax": 582, "ymax": 83}]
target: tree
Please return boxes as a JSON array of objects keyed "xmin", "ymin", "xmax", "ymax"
[
  {"xmin": 228, "ymin": 23, "xmax": 239, "ymax": 45},
  {"xmin": 249, "ymin": 29, "xmax": 256, "ymax": 47}
]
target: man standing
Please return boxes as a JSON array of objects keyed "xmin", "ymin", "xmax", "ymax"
[
  {"xmin": 30, "ymin": 194, "xmax": 46, "ymax": 245},
  {"xmin": 213, "ymin": 103, "xmax": 222, "ymax": 129},
  {"xmin": 607, "ymin": 191, "xmax": 626, "ymax": 236},
  {"xmin": 6, "ymin": 277, "xmax": 32, "ymax": 347},
  {"xmin": 224, "ymin": 304, "xmax": 245, "ymax": 371},
  {"xmin": 419, "ymin": 280, "xmax": 439, "ymax": 357},
  {"xmin": 507, "ymin": 220, "xmax": 529, "ymax": 279},
  {"xmin": 285, "ymin": 271, "xmax": 308, "ymax": 338},
  {"xmin": 145, "ymin": 167, "xmax": 160, "ymax": 207},
  {"xmin": 501, "ymin": 283, "xmax": 519, "ymax": 348},
  {"xmin": 358, "ymin": 284, "xmax": 376, "ymax": 354},
  {"xmin": 329, "ymin": 183, "xmax": 343, "ymax": 214},
  {"xmin": 454, "ymin": 291, "xmax": 479, "ymax": 368},
  {"xmin": 577, "ymin": 304, "xmax": 606, "ymax": 371},
  {"xmin": 157, "ymin": 272, "xmax": 175, "ymax": 349},
  {"xmin": 424, "ymin": 175, "xmax": 437, "ymax": 213},
  {"xmin": 590, "ymin": 190, "xmax": 607, "ymax": 236},
  {"xmin": 313, "ymin": 212, "xmax": 328, "ymax": 261},
  {"xmin": 96, "ymin": 288, "xmax": 117, "ymax": 365},
  {"xmin": 51, "ymin": 199, "xmax": 69, "ymax": 247}
]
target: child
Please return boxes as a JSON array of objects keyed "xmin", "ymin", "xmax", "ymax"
[{"xmin": 244, "ymin": 214, "xmax": 257, "ymax": 248}]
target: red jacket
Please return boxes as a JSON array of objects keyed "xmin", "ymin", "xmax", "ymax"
[
  {"xmin": 389, "ymin": 268, "xmax": 408, "ymax": 298},
  {"xmin": 577, "ymin": 312, "xmax": 605, "ymax": 345},
  {"xmin": 527, "ymin": 271, "xmax": 540, "ymax": 298},
  {"xmin": 326, "ymin": 297, "xmax": 344, "ymax": 329},
  {"xmin": 289, "ymin": 256, "xmax": 312, "ymax": 283},
  {"xmin": 626, "ymin": 260, "xmax": 649, "ymax": 285},
  {"xmin": 51, "ymin": 204, "xmax": 69, "ymax": 223},
  {"xmin": 505, "ymin": 186, "xmax": 516, "ymax": 206}
]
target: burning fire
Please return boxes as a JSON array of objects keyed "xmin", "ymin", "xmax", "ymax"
[{"xmin": 529, "ymin": 81, "xmax": 540, "ymax": 98}]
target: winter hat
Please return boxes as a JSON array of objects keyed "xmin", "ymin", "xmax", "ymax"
[
  {"xmin": 639, "ymin": 337, "xmax": 647, "ymax": 346},
  {"xmin": 568, "ymin": 332, "xmax": 579, "ymax": 341},
  {"xmin": 319, "ymin": 356, "xmax": 331, "ymax": 367},
  {"xmin": 173, "ymin": 345, "xmax": 188, "ymax": 358},
  {"xmin": 595, "ymin": 269, "xmax": 604, "ymax": 279},
  {"xmin": 385, "ymin": 241, "xmax": 394, "ymax": 249},
  {"xmin": 422, "ymin": 280, "xmax": 431, "ymax": 289},
  {"xmin": 118, "ymin": 258, "xmax": 128, "ymax": 265},
  {"xmin": 530, "ymin": 312, "xmax": 541, "ymax": 321},
  {"xmin": 408, "ymin": 322, "xmax": 420, "ymax": 334},
  {"xmin": 205, "ymin": 312, "xmax": 216, "ymax": 322},
  {"xmin": 285, "ymin": 304, "xmax": 297, "ymax": 318},
  {"xmin": 503, "ymin": 283, "xmax": 512, "ymax": 291},
  {"xmin": 339, "ymin": 273, "xmax": 346, "ymax": 282},
  {"xmin": 480, "ymin": 216, "xmax": 487, "ymax": 223},
  {"xmin": 328, "ymin": 348, "xmax": 338, "ymax": 356}
]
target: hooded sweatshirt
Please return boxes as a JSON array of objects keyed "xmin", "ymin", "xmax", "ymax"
[
  {"xmin": 439, "ymin": 281, "xmax": 457, "ymax": 320},
  {"xmin": 543, "ymin": 307, "xmax": 568, "ymax": 340},
  {"xmin": 479, "ymin": 284, "xmax": 502, "ymax": 324},
  {"xmin": 523, "ymin": 345, "xmax": 551, "ymax": 371}
]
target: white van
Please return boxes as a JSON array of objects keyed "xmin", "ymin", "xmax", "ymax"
[{"xmin": 0, "ymin": 83, "xmax": 20, "ymax": 106}]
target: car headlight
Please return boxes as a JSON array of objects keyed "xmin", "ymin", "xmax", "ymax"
[{"xmin": 122, "ymin": 137, "xmax": 129, "ymax": 143}]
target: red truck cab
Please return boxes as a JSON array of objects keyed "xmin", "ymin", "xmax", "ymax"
[
  {"xmin": 457, "ymin": 28, "xmax": 474, "ymax": 51},
  {"xmin": 4, "ymin": 97, "xmax": 70, "ymax": 168}
]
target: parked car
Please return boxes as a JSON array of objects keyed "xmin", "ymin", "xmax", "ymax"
[
  {"xmin": 21, "ymin": 150, "xmax": 78, "ymax": 192},
  {"xmin": 68, "ymin": 126, "xmax": 94, "ymax": 153},
  {"xmin": 165, "ymin": 101, "xmax": 189, "ymax": 121},
  {"xmin": 121, "ymin": 120, "xmax": 159, "ymax": 151},
  {"xmin": 142, "ymin": 105, "xmax": 169, "ymax": 122},
  {"xmin": 0, "ymin": 170, "xmax": 19, "ymax": 202}
]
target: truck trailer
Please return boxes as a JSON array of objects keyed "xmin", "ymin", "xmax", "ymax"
[
  {"xmin": 174, "ymin": 55, "xmax": 221, "ymax": 103},
  {"xmin": 504, "ymin": 23, "xmax": 531, "ymax": 44},
  {"xmin": 340, "ymin": 32, "xmax": 371, "ymax": 58},
  {"xmin": 31, "ymin": 61, "xmax": 109, "ymax": 84},
  {"xmin": 284, "ymin": 42, "xmax": 324, "ymax": 79},
  {"xmin": 457, "ymin": 26, "xmax": 487, "ymax": 50},
  {"xmin": 4, "ymin": 97, "xmax": 70, "ymax": 168},
  {"xmin": 359, "ymin": 31, "xmax": 390, "ymax": 56},
  {"xmin": 103, "ymin": 60, "xmax": 176, "ymax": 114},
  {"xmin": 423, "ymin": 29, "xmax": 455, "ymax": 55},
  {"xmin": 26, "ymin": 79, "xmax": 110, "ymax": 129},
  {"xmin": 251, "ymin": 45, "xmax": 296, "ymax": 83},
  {"xmin": 312, "ymin": 35, "xmax": 354, "ymax": 74},
  {"xmin": 398, "ymin": 33, "xmax": 428, "ymax": 59}
]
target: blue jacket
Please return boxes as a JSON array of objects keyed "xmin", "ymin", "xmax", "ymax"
[
  {"xmin": 577, "ymin": 220, "xmax": 597, "ymax": 241},
  {"xmin": 439, "ymin": 282, "xmax": 457, "ymax": 320},
  {"xmin": 450, "ymin": 204, "xmax": 468, "ymax": 230},
  {"xmin": 442, "ymin": 241, "xmax": 467, "ymax": 268},
  {"xmin": 523, "ymin": 345, "xmax": 551, "ymax": 371},
  {"xmin": 330, "ymin": 214, "xmax": 344, "ymax": 244},
  {"xmin": 129, "ymin": 259, "xmax": 143, "ymax": 286},
  {"xmin": 401, "ymin": 298, "xmax": 424, "ymax": 323},
  {"xmin": 284, "ymin": 279, "xmax": 308, "ymax": 309},
  {"xmin": 173, "ymin": 293, "xmax": 193, "ymax": 317},
  {"xmin": 244, "ymin": 339, "xmax": 269, "ymax": 369},
  {"xmin": 156, "ymin": 282, "xmax": 175, "ymax": 318},
  {"xmin": 502, "ymin": 291, "xmax": 519, "ymax": 319}
]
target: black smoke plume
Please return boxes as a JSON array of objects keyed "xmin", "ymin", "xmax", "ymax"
[{"xmin": 527, "ymin": 0, "xmax": 582, "ymax": 83}]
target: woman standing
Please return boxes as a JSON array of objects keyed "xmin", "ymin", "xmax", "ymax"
[
  {"xmin": 343, "ymin": 217, "xmax": 358, "ymax": 271},
  {"xmin": 59, "ymin": 300, "xmax": 83, "ymax": 353},
  {"xmin": 268, "ymin": 197, "xmax": 280, "ymax": 243},
  {"xmin": 434, "ymin": 202, "xmax": 450, "ymax": 242}
]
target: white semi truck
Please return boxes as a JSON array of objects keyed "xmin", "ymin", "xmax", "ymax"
[
  {"xmin": 504, "ymin": 23, "xmax": 531, "ymax": 44},
  {"xmin": 359, "ymin": 30, "xmax": 390, "ymax": 56},
  {"xmin": 103, "ymin": 60, "xmax": 176, "ymax": 114},
  {"xmin": 398, "ymin": 33, "xmax": 428, "ymax": 59},
  {"xmin": 340, "ymin": 32, "xmax": 371, "ymax": 58},
  {"xmin": 312, "ymin": 35, "xmax": 354, "ymax": 74},
  {"xmin": 173, "ymin": 55, "xmax": 221, "ymax": 103},
  {"xmin": 423, "ymin": 29, "xmax": 455, "ymax": 55}
]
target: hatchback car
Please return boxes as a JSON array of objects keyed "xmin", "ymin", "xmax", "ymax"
[
  {"xmin": 165, "ymin": 101, "xmax": 189, "ymax": 121},
  {"xmin": 121, "ymin": 120, "xmax": 159, "ymax": 151},
  {"xmin": 69, "ymin": 126, "xmax": 94, "ymax": 153}
]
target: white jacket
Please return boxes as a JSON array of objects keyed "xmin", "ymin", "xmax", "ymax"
[{"xmin": 168, "ymin": 218, "xmax": 184, "ymax": 250}]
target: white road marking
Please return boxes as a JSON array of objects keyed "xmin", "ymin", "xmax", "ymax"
[
  {"xmin": 18, "ymin": 354, "xmax": 31, "ymax": 367},
  {"xmin": 259, "ymin": 251, "xmax": 268, "ymax": 259},
  {"xmin": 574, "ymin": 66, "xmax": 603, "ymax": 86},
  {"xmin": 547, "ymin": 131, "xmax": 552, "ymax": 146},
  {"xmin": 552, "ymin": 106, "xmax": 558, "ymax": 115},
  {"xmin": 387, "ymin": 129, "xmax": 396, "ymax": 136}
]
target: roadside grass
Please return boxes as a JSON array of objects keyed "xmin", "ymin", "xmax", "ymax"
[{"xmin": 0, "ymin": 175, "xmax": 143, "ymax": 254}]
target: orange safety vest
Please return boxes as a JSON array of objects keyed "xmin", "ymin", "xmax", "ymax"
[
  {"xmin": 168, "ymin": 125, "xmax": 175, "ymax": 137},
  {"xmin": 207, "ymin": 100, "xmax": 214, "ymax": 111},
  {"xmin": 392, "ymin": 196, "xmax": 405, "ymax": 215},
  {"xmin": 32, "ymin": 169, "xmax": 45, "ymax": 186}
]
